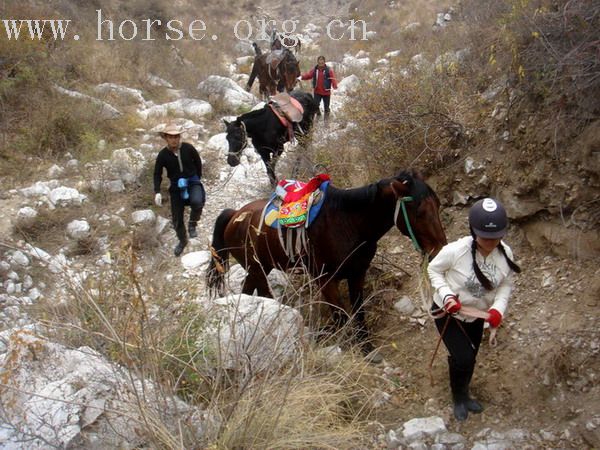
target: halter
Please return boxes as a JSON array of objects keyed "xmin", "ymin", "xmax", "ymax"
[
  {"xmin": 227, "ymin": 121, "xmax": 247, "ymax": 159},
  {"xmin": 394, "ymin": 196, "xmax": 422, "ymax": 252}
]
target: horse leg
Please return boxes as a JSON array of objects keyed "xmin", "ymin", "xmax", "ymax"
[
  {"xmin": 347, "ymin": 273, "xmax": 369, "ymax": 343},
  {"xmin": 261, "ymin": 153, "xmax": 278, "ymax": 188},
  {"xmin": 243, "ymin": 265, "xmax": 273, "ymax": 297},
  {"xmin": 348, "ymin": 273, "xmax": 383, "ymax": 362},
  {"xmin": 320, "ymin": 280, "xmax": 350, "ymax": 332}
]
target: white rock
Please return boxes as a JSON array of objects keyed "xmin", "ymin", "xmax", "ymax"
[
  {"xmin": 67, "ymin": 220, "xmax": 91, "ymax": 240},
  {"xmin": 16, "ymin": 207, "xmax": 38, "ymax": 225},
  {"xmin": 7, "ymin": 271, "xmax": 19, "ymax": 281},
  {"xmin": 197, "ymin": 294, "xmax": 304, "ymax": 372},
  {"xmin": 145, "ymin": 74, "xmax": 173, "ymax": 88},
  {"xmin": 106, "ymin": 180, "xmax": 126, "ymax": 192},
  {"xmin": 53, "ymin": 85, "xmax": 121, "ymax": 119},
  {"xmin": 47, "ymin": 164, "xmax": 64, "ymax": 178},
  {"xmin": 131, "ymin": 210, "xmax": 156, "ymax": 225},
  {"xmin": 138, "ymin": 98, "xmax": 213, "ymax": 121},
  {"xmin": 402, "ymin": 416, "xmax": 446, "ymax": 442},
  {"xmin": 236, "ymin": 55, "xmax": 255, "ymax": 66},
  {"xmin": 394, "ymin": 296, "xmax": 415, "ymax": 315},
  {"xmin": 5, "ymin": 280, "xmax": 15, "ymax": 294},
  {"xmin": 0, "ymin": 261, "xmax": 10, "ymax": 274},
  {"xmin": 337, "ymin": 74, "xmax": 361, "ymax": 94},
  {"xmin": 197, "ymin": 75, "xmax": 257, "ymax": 110},
  {"xmin": 385, "ymin": 50, "xmax": 402, "ymax": 58},
  {"xmin": 111, "ymin": 147, "xmax": 146, "ymax": 182},
  {"xmin": 48, "ymin": 187, "xmax": 86, "ymax": 207},
  {"xmin": 22, "ymin": 275, "xmax": 33, "ymax": 290},
  {"xmin": 206, "ymin": 133, "xmax": 230, "ymax": 155},
  {"xmin": 9, "ymin": 251, "xmax": 30, "ymax": 267},
  {"xmin": 155, "ymin": 216, "xmax": 170, "ymax": 234},
  {"xmin": 20, "ymin": 180, "xmax": 59, "ymax": 198},
  {"xmin": 94, "ymin": 83, "xmax": 146, "ymax": 105},
  {"xmin": 181, "ymin": 251, "xmax": 212, "ymax": 271},
  {"xmin": 342, "ymin": 54, "xmax": 371, "ymax": 69}
]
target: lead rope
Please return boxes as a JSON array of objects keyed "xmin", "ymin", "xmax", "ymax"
[{"xmin": 394, "ymin": 197, "xmax": 421, "ymax": 252}]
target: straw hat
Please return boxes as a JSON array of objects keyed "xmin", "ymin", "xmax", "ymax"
[{"xmin": 160, "ymin": 124, "xmax": 183, "ymax": 136}]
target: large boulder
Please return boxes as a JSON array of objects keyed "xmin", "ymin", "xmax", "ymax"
[
  {"xmin": 197, "ymin": 294, "xmax": 304, "ymax": 372},
  {"xmin": 197, "ymin": 75, "xmax": 257, "ymax": 110},
  {"xmin": 0, "ymin": 329, "xmax": 220, "ymax": 449}
]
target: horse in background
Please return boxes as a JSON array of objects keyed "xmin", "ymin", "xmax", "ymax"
[
  {"xmin": 245, "ymin": 44, "xmax": 300, "ymax": 99},
  {"xmin": 224, "ymin": 90, "xmax": 318, "ymax": 187},
  {"xmin": 207, "ymin": 171, "xmax": 447, "ymax": 360}
]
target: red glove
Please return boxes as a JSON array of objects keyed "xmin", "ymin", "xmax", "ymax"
[
  {"xmin": 443, "ymin": 294, "xmax": 461, "ymax": 314},
  {"xmin": 487, "ymin": 308, "xmax": 502, "ymax": 328}
]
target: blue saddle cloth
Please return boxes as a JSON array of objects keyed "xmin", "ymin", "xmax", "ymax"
[{"xmin": 264, "ymin": 181, "xmax": 329, "ymax": 229}]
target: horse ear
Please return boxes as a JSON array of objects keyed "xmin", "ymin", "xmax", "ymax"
[
  {"xmin": 390, "ymin": 179, "xmax": 411, "ymax": 198},
  {"xmin": 223, "ymin": 119, "xmax": 230, "ymax": 127}
]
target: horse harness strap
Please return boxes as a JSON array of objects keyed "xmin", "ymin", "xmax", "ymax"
[
  {"xmin": 394, "ymin": 196, "xmax": 422, "ymax": 252},
  {"xmin": 227, "ymin": 121, "xmax": 247, "ymax": 159}
]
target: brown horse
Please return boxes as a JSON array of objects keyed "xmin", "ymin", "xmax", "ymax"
[
  {"xmin": 246, "ymin": 46, "xmax": 300, "ymax": 99},
  {"xmin": 207, "ymin": 171, "xmax": 447, "ymax": 357}
]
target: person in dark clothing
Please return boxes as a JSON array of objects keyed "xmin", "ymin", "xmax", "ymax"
[
  {"xmin": 153, "ymin": 124, "xmax": 205, "ymax": 257},
  {"xmin": 300, "ymin": 56, "xmax": 338, "ymax": 127}
]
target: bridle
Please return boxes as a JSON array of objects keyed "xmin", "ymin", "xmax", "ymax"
[
  {"xmin": 394, "ymin": 196, "xmax": 422, "ymax": 252},
  {"xmin": 227, "ymin": 121, "xmax": 247, "ymax": 159}
]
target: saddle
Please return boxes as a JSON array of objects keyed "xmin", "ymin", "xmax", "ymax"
[
  {"xmin": 269, "ymin": 92, "xmax": 304, "ymax": 143},
  {"xmin": 258, "ymin": 174, "xmax": 330, "ymax": 261},
  {"xmin": 262, "ymin": 174, "xmax": 331, "ymax": 229},
  {"xmin": 265, "ymin": 49, "xmax": 285, "ymax": 70}
]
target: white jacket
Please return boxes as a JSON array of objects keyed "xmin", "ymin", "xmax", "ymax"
[{"xmin": 428, "ymin": 236, "xmax": 515, "ymax": 322}]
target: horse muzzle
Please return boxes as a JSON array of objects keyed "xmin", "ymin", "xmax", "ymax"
[{"xmin": 227, "ymin": 153, "xmax": 241, "ymax": 167}]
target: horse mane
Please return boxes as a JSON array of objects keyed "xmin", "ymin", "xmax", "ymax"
[
  {"xmin": 391, "ymin": 170, "xmax": 436, "ymax": 205},
  {"xmin": 326, "ymin": 171, "xmax": 434, "ymax": 211},
  {"xmin": 326, "ymin": 183, "xmax": 379, "ymax": 211}
]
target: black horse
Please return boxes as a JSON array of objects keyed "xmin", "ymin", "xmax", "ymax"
[{"xmin": 224, "ymin": 90, "xmax": 318, "ymax": 187}]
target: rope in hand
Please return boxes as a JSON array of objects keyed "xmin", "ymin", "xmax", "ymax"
[{"xmin": 428, "ymin": 306, "xmax": 498, "ymax": 386}]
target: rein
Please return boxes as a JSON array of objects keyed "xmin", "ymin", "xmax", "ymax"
[{"xmin": 394, "ymin": 197, "xmax": 421, "ymax": 252}]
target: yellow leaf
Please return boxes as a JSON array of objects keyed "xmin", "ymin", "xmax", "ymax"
[{"xmin": 532, "ymin": 31, "xmax": 539, "ymax": 38}]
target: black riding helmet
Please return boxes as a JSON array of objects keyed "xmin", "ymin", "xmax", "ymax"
[{"xmin": 469, "ymin": 198, "xmax": 507, "ymax": 239}]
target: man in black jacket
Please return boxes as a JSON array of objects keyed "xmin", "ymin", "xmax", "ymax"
[{"xmin": 153, "ymin": 124, "xmax": 205, "ymax": 256}]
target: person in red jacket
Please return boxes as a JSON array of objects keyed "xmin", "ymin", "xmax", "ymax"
[{"xmin": 300, "ymin": 56, "xmax": 338, "ymax": 126}]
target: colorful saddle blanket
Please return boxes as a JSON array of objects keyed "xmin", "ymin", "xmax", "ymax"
[{"xmin": 263, "ymin": 174, "xmax": 330, "ymax": 229}]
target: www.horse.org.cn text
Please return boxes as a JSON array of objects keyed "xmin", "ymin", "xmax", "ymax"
[{"xmin": 1, "ymin": 12, "xmax": 372, "ymax": 42}]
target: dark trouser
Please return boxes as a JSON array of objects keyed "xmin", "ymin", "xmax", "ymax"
[
  {"xmin": 314, "ymin": 93, "xmax": 331, "ymax": 123},
  {"xmin": 169, "ymin": 183, "xmax": 204, "ymax": 242},
  {"xmin": 434, "ymin": 314, "xmax": 484, "ymax": 402}
]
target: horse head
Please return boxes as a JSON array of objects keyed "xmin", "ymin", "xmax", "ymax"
[
  {"xmin": 223, "ymin": 119, "xmax": 247, "ymax": 167},
  {"xmin": 389, "ymin": 171, "xmax": 447, "ymax": 259},
  {"xmin": 280, "ymin": 51, "xmax": 301, "ymax": 92}
]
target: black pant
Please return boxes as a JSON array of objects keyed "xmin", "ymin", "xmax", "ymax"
[
  {"xmin": 169, "ymin": 183, "xmax": 204, "ymax": 242},
  {"xmin": 314, "ymin": 93, "xmax": 331, "ymax": 116},
  {"xmin": 434, "ymin": 314, "xmax": 484, "ymax": 371},
  {"xmin": 435, "ymin": 313, "xmax": 484, "ymax": 402}
]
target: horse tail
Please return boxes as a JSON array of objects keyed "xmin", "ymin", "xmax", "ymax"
[
  {"xmin": 252, "ymin": 42, "xmax": 262, "ymax": 56},
  {"xmin": 206, "ymin": 208, "xmax": 236, "ymax": 297}
]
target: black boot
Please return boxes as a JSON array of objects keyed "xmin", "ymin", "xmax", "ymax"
[
  {"xmin": 464, "ymin": 365, "xmax": 484, "ymax": 413},
  {"xmin": 188, "ymin": 223, "xmax": 198, "ymax": 238},
  {"xmin": 449, "ymin": 359, "xmax": 469, "ymax": 421},
  {"xmin": 174, "ymin": 240, "xmax": 187, "ymax": 257}
]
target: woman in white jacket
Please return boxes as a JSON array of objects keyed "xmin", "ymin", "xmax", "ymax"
[{"xmin": 427, "ymin": 198, "xmax": 521, "ymax": 421}]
